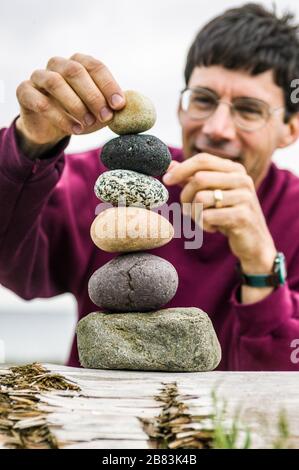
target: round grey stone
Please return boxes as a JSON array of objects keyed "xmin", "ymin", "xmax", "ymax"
[
  {"xmin": 88, "ymin": 252, "xmax": 178, "ymax": 312},
  {"xmin": 76, "ymin": 308, "xmax": 222, "ymax": 372},
  {"xmin": 100, "ymin": 134, "xmax": 172, "ymax": 176},
  {"xmin": 94, "ymin": 169, "xmax": 168, "ymax": 208}
]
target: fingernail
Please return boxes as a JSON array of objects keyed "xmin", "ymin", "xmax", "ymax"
[
  {"xmin": 84, "ymin": 113, "xmax": 96, "ymax": 126},
  {"xmin": 72, "ymin": 124, "xmax": 83, "ymax": 134},
  {"xmin": 163, "ymin": 172, "xmax": 173, "ymax": 184},
  {"xmin": 111, "ymin": 93, "xmax": 124, "ymax": 107},
  {"xmin": 100, "ymin": 106, "xmax": 113, "ymax": 122}
]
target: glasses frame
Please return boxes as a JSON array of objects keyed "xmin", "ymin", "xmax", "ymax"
[{"xmin": 179, "ymin": 86, "xmax": 285, "ymax": 132}]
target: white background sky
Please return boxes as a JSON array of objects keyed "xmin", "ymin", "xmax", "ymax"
[{"xmin": 1, "ymin": 0, "xmax": 299, "ymax": 364}]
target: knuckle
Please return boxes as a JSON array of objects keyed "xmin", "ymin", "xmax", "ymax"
[
  {"xmin": 16, "ymin": 80, "xmax": 30, "ymax": 100},
  {"xmin": 100, "ymin": 78, "xmax": 115, "ymax": 92},
  {"xmin": 194, "ymin": 191, "xmax": 205, "ymax": 204},
  {"xmin": 243, "ymin": 174, "xmax": 254, "ymax": 189},
  {"xmin": 70, "ymin": 52, "xmax": 84, "ymax": 61},
  {"xmin": 71, "ymin": 98, "xmax": 86, "ymax": 117},
  {"xmin": 86, "ymin": 90, "xmax": 105, "ymax": 107},
  {"xmin": 241, "ymin": 188, "xmax": 252, "ymax": 201},
  {"xmin": 87, "ymin": 59, "xmax": 106, "ymax": 75},
  {"xmin": 195, "ymin": 153, "xmax": 207, "ymax": 164},
  {"xmin": 197, "ymin": 152, "xmax": 208, "ymax": 159},
  {"xmin": 30, "ymin": 69, "xmax": 42, "ymax": 81},
  {"xmin": 70, "ymin": 54, "xmax": 107, "ymax": 75},
  {"xmin": 56, "ymin": 114, "xmax": 70, "ymax": 131},
  {"xmin": 203, "ymin": 210, "xmax": 211, "ymax": 224},
  {"xmin": 47, "ymin": 56, "xmax": 64, "ymax": 69},
  {"xmin": 194, "ymin": 171, "xmax": 205, "ymax": 186},
  {"xmin": 235, "ymin": 161, "xmax": 246, "ymax": 173},
  {"xmin": 63, "ymin": 60, "xmax": 83, "ymax": 79},
  {"xmin": 44, "ymin": 72, "xmax": 62, "ymax": 91},
  {"xmin": 35, "ymin": 99, "xmax": 50, "ymax": 113},
  {"xmin": 236, "ymin": 206, "xmax": 247, "ymax": 224}
]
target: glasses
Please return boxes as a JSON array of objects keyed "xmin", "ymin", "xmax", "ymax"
[{"xmin": 180, "ymin": 87, "xmax": 285, "ymax": 132}]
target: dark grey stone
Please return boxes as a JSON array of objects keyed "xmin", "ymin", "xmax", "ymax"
[
  {"xmin": 88, "ymin": 252, "xmax": 178, "ymax": 312},
  {"xmin": 100, "ymin": 134, "xmax": 172, "ymax": 176},
  {"xmin": 94, "ymin": 169, "xmax": 168, "ymax": 209},
  {"xmin": 76, "ymin": 307, "xmax": 222, "ymax": 372}
]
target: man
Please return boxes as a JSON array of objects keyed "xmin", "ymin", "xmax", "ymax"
[{"xmin": 1, "ymin": 3, "xmax": 299, "ymax": 370}]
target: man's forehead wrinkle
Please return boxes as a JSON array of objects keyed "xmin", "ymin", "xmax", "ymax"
[{"xmin": 188, "ymin": 66, "xmax": 283, "ymax": 104}]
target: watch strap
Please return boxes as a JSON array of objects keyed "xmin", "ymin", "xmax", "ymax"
[
  {"xmin": 236, "ymin": 252, "xmax": 286, "ymax": 288},
  {"xmin": 239, "ymin": 271, "xmax": 282, "ymax": 288}
]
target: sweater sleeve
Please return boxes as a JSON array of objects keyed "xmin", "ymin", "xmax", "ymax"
[
  {"xmin": 0, "ymin": 118, "xmax": 71, "ymax": 299},
  {"xmin": 229, "ymin": 270, "xmax": 299, "ymax": 371}
]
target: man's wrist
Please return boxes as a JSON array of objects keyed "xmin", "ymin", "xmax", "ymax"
[
  {"xmin": 237, "ymin": 249, "xmax": 287, "ymax": 304},
  {"xmin": 238, "ymin": 248, "xmax": 276, "ymax": 304},
  {"xmin": 15, "ymin": 118, "xmax": 65, "ymax": 160},
  {"xmin": 239, "ymin": 247, "xmax": 277, "ymax": 275}
]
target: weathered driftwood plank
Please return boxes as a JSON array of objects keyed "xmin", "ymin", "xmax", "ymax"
[
  {"xmin": 64, "ymin": 439, "xmax": 151, "ymax": 449},
  {"xmin": 1, "ymin": 364, "xmax": 299, "ymax": 449}
]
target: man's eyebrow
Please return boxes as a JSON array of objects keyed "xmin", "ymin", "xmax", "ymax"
[
  {"xmin": 235, "ymin": 95, "xmax": 267, "ymax": 103},
  {"xmin": 192, "ymin": 86, "xmax": 267, "ymax": 103},
  {"xmin": 192, "ymin": 86, "xmax": 218, "ymax": 96}
]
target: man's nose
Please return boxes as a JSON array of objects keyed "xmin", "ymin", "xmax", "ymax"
[{"xmin": 201, "ymin": 102, "xmax": 237, "ymax": 141}]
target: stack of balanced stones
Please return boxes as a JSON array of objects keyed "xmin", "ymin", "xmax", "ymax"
[{"xmin": 76, "ymin": 90, "xmax": 221, "ymax": 372}]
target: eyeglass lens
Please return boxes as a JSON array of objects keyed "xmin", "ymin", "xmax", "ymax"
[{"xmin": 181, "ymin": 88, "xmax": 270, "ymax": 130}]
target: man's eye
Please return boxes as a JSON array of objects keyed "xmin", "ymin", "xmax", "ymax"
[
  {"xmin": 236, "ymin": 105, "xmax": 262, "ymax": 119},
  {"xmin": 192, "ymin": 95, "xmax": 214, "ymax": 107}
]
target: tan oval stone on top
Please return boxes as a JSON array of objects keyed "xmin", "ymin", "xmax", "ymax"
[
  {"xmin": 90, "ymin": 207, "xmax": 174, "ymax": 252},
  {"xmin": 108, "ymin": 90, "xmax": 156, "ymax": 135}
]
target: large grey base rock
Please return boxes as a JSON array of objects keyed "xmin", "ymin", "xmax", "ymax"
[{"xmin": 76, "ymin": 308, "xmax": 221, "ymax": 372}]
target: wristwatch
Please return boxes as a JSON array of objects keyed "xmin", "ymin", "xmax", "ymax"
[{"xmin": 237, "ymin": 252, "xmax": 287, "ymax": 288}]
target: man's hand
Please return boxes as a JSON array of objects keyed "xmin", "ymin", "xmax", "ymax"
[
  {"xmin": 16, "ymin": 53, "xmax": 126, "ymax": 154},
  {"xmin": 163, "ymin": 153, "xmax": 277, "ymax": 303}
]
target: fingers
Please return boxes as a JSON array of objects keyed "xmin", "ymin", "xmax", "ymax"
[
  {"xmin": 187, "ymin": 188, "xmax": 253, "ymax": 209},
  {"xmin": 163, "ymin": 153, "xmax": 246, "ymax": 186},
  {"xmin": 47, "ymin": 54, "xmax": 125, "ymax": 123},
  {"xmin": 17, "ymin": 81, "xmax": 82, "ymax": 136},
  {"xmin": 70, "ymin": 53, "xmax": 125, "ymax": 110},
  {"xmin": 17, "ymin": 80, "xmax": 50, "ymax": 114},
  {"xmin": 189, "ymin": 204, "xmax": 240, "ymax": 234},
  {"xmin": 30, "ymin": 70, "xmax": 96, "ymax": 128},
  {"xmin": 46, "ymin": 56, "xmax": 113, "ymax": 125},
  {"xmin": 202, "ymin": 206, "xmax": 248, "ymax": 230},
  {"xmin": 180, "ymin": 171, "xmax": 254, "ymax": 204},
  {"xmin": 27, "ymin": 54, "xmax": 125, "ymax": 134},
  {"xmin": 17, "ymin": 53, "xmax": 126, "ymax": 145}
]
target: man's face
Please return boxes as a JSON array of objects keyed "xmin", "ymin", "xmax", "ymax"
[{"xmin": 179, "ymin": 65, "xmax": 290, "ymax": 186}]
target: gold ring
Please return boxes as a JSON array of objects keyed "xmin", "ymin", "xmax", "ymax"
[{"xmin": 213, "ymin": 189, "xmax": 224, "ymax": 208}]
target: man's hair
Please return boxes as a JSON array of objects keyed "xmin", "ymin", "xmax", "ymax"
[{"xmin": 185, "ymin": 3, "xmax": 299, "ymax": 120}]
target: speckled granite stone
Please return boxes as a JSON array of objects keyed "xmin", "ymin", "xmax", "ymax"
[
  {"xmin": 77, "ymin": 308, "xmax": 222, "ymax": 371},
  {"xmin": 94, "ymin": 169, "xmax": 168, "ymax": 208}
]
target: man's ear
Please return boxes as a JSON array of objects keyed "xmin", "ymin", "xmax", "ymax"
[{"xmin": 278, "ymin": 113, "xmax": 299, "ymax": 148}]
